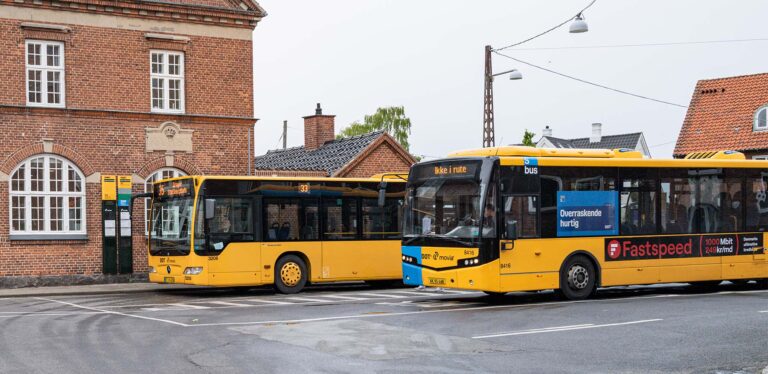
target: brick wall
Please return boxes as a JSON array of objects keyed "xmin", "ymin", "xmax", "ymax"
[
  {"xmin": 303, "ymin": 114, "xmax": 336, "ymax": 151},
  {"xmin": 0, "ymin": 19, "xmax": 253, "ymax": 118},
  {"xmin": 340, "ymin": 141, "xmax": 413, "ymax": 178},
  {"xmin": 0, "ymin": 111, "xmax": 251, "ymax": 278}
]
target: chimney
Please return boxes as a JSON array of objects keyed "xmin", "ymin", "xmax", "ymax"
[
  {"xmin": 303, "ymin": 103, "xmax": 336, "ymax": 150},
  {"xmin": 542, "ymin": 125, "xmax": 552, "ymax": 137},
  {"xmin": 590, "ymin": 123, "xmax": 602, "ymax": 143}
]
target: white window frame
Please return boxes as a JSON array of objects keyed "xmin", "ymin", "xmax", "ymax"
[
  {"xmin": 754, "ymin": 106, "xmax": 768, "ymax": 131},
  {"xmin": 149, "ymin": 50, "xmax": 185, "ymax": 114},
  {"xmin": 144, "ymin": 168, "xmax": 187, "ymax": 235},
  {"xmin": 9, "ymin": 155, "xmax": 86, "ymax": 238},
  {"xmin": 25, "ymin": 40, "xmax": 66, "ymax": 108}
]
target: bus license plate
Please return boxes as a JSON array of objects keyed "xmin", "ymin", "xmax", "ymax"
[{"xmin": 164, "ymin": 277, "xmax": 175, "ymax": 284}]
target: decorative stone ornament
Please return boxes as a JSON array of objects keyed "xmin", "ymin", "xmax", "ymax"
[{"xmin": 145, "ymin": 122, "xmax": 194, "ymax": 153}]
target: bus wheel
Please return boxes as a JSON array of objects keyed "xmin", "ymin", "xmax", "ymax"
[
  {"xmin": 557, "ymin": 256, "xmax": 596, "ymax": 301},
  {"xmin": 274, "ymin": 255, "xmax": 307, "ymax": 294}
]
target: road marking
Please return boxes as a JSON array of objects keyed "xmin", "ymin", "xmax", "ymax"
[
  {"xmin": 185, "ymin": 293, "xmax": 688, "ymax": 328},
  {"xmin": 206, "ymin": 301, "xmax": 252, "ymax": 308},
  {"xmin": 472, "ymin": 319, "xmax": 663, "ymax": 339},
  {"xmin": 35, "ymin": 297, "xmax": 189, "ymax": 327},
  {"xmin": 245, "ymin": 299, "xmax": 292, "ymax": 305},
  {"xmin": 168, "ymin": 303, "xmax": 210, "ymax": 310},
  {"xmin": 322, "ymin": 295, "xmax": 371, "ymax": 301},
  {"xmin": 285, "ymin": 297, "xmax": 329, "ymax": 303},
  {"xmin": 353, "ymin": 292, "xmax": 407, "ymax": 299},
  {"xmin": 759, "ymin": 310, "xmax": 767, "ymax": 313}
]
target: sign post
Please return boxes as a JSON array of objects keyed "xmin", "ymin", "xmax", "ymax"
[
  {"xmin": 101, "ymin": 175, "xmax": 118, "ymax": 275},
  {"xmin": 117, "ymin": 176, "xmax": 133, "ymax": 274}
]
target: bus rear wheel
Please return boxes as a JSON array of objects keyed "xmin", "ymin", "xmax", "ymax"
[
  {"xmin": 557, "ymin": 255, "xmax": 597, "ymax": 301},
  {"xmin": 274, "ymin": 255, "xmax": 308, "ymax": 294}
]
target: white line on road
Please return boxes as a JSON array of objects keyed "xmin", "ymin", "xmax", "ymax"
[
  {"xmin": 168, "ymin": 303, "xmax": 210, "ymax": 310},
  {"xmin": 353, "ymin": 292, "xmax": 407, "ymax": 299},
  {"xmin": 472, "ymin": 319, "xmax": 663, "ymax": 339},
  {"xmin": 245, "ymin": 299, "xmax": 292, "ymax": 305},
  {"xmin": 321, "ymin": 295, "xmax": 371, "ymax": 301},
  {"xmin": 35, "ymin": 297, "xmax": 189, "ymax": 327},
  {"xmin": 759, "ymin": 310, "xmax": 767, "ymax": 313},
  {"xmin": 206, "ymin": 301, "xmax": 253, "ymax": 308},
  {"xmin": 285, "ymin": 297, "xmax": 330, "ymax": 303}
]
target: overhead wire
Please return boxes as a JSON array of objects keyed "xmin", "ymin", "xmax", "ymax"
[
  {"xmin": 493, "ymin": 0, "xmax": 597, "ymax": 52},
  {"xmin": 493, "ymin": 50, "xmax": 689, "ymax": 108},
  {"xmin": 507, "ymin": 37, "xmax": 768, "ymax": 51}
]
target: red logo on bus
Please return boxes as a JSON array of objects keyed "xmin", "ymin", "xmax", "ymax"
[{"xmin": 607, "ymin": 240, "xmax": 621, "ymax": 260}]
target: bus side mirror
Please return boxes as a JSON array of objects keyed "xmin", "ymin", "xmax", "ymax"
[
  {"xmin": 378, "ymin": 182, "xmax": 387, "ymax": 207},
  {"xmin": 205, "ymin": 199, "xmax": 215, "ymax": 220},
  {"xmin": 505, "ymin": 221, "xmax": 518, "ymax": 240}
]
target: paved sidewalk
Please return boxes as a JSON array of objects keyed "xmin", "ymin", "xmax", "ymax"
[{"xmin": 0, "ymin": 282, "xmax": 203, "ymax": 298}]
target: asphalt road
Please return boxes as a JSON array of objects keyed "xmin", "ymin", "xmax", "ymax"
[{"xmin": 0, "ymin": 282, "xmax": 766, "ymax": 373}]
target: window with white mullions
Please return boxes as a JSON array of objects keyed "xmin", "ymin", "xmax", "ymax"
[
  {"xmin": 9, "ymin": 155, "xmax": 85, "ymax": 237},
  {"xmin": 25, "ymin": 40, "xmax": 65, "ymax": 108},
  {"xmin": 150, "ymin": 51, "xmax": 185, "ymax": 113}
]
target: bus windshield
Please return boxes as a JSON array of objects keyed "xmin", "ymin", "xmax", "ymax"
[
  {"xmin": 404, "ymin": 160, "xmax": 487, "ymax": 246},
  {"xmin": 150, "ymin": 179, "xmax": 195, "ymax": 256},
  {"xmin": 150, "ymin": 196, "xmax": 194, "ymax": 256}
]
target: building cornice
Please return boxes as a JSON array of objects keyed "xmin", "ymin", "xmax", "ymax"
[
  {"xmin": 2, "ymin": 0, "xmax": 264, "ymax": 29},
  {"xmin": 0, "ymin": 105, "xmax": 257, "ymax": 126}
]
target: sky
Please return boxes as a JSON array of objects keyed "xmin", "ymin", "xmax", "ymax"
[{"xmin": 251, "ymin": 0, "xmax": 768, "ymax": 160}]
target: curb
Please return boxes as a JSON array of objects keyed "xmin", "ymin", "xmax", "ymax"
[{"xmin": 0, "ymin": 285, "xmax": 206, "ymax": 299}]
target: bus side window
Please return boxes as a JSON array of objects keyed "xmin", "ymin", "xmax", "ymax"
[
  {"xmin": 207, "ymin": 197, "xmax": 255, "ymax": 250},
  {"xmin": 746, "ymin": 172, "xmax": 768, "ymax": 232},
  {"xmin": 539, "ymin": 176, "xmax": 561, "ymax": 238},
  {"xmin": 264, "ymin": 199, "xmax": 300, "ymax": 241},
  {"xmin": 503, "ymin": 195, "xmax": 538, "ymax": 238}
]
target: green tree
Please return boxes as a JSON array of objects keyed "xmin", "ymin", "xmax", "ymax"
[
  {"xmin": 337, "ymin": 106, "xmax": 412, "ymax": 150},
  {"xmin": 521, "ymin": 129, "xmax": 536, "ymax": 147}
]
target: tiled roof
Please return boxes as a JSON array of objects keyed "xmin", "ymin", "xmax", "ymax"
[
  {"xmin": 253, "ymin": 131, "xmax": 384, "ymax": 176},
  {"xmin": 674, "ymin": 72, "xmax": 768, "ymax": 156},
  {"xmin": 540, "ymin": 133, "xmax": 642, "ymax": 150}
]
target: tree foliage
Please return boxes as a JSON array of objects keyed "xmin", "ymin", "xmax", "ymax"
[
  {"xmin": 522, "ymin": 129, "xmax": 536, "ymax": 147},
  {"xmin": 337, "ymin": 106, "xmax": 412, "ymax": 150}
]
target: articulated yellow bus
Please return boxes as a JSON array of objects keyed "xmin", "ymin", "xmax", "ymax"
[
  {"xmin": 401, "ymin": 147, "xmax": 768, "ymax": 300},
  {"xmin": 148, "ymin": 174, "xmax": 405, "ymax": 293}
]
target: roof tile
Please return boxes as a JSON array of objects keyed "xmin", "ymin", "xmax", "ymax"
[{"xmin": 674, "ymin": 72, "xmax": 768, "ymax": 156}]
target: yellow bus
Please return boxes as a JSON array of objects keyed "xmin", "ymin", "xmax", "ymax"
[
  {"xmin": 147, "ymin": 174, "xmax": 406, "ymax": 293},
  {"xmin": 401, "ymin": 147, "xmax": 768, "ymax": 300}
]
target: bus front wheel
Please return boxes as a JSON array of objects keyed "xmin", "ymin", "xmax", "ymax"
[
  {"xmin": 556, "ymin": 255, "xmax": 597, "ymax": 301},
  {"xmin": 274, "ymin": 255, "xmax": 308, "ymax": 294}
]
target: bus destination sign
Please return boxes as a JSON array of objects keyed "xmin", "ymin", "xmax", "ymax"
[
  {"xmin": 411, "ymin": 161, "xmax": 480, "ymax": 182},
  {"xmin": 155, "ymin": 179, "xmax": 193, "ymax": 199}
]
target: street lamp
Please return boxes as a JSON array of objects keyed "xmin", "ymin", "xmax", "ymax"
[{"xmin": 482, "ymin": 13, "xmax": 590, "ymax": 148}]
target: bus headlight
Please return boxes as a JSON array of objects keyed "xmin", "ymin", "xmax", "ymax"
[
  {"xmin": 183, "ymin": 267, "xmax": 203, "ymax": 275},
  {"xmin": 148, "ymin": 266, "xmax": 157, "ymax": 274}
]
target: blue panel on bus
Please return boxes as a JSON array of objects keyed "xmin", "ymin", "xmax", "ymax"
[
  {"xmin": 401, "ymin": 245, "xmax": 423, "ymax": 286},
  {"xmin": 401, "ymin": 245, "xmax": 422, "ymax": 264},
  {"xmin": 402, "ymin": 263, "xmax": 423, "ymax": 286},
  {"xmin": 556, "ymin": 191, "xmax": 618, "ymax": 237}
]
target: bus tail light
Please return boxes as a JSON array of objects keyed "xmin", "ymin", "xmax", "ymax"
[{"xmin": 183, "ymin": 267, "xmax": 203, "ymax": 275}]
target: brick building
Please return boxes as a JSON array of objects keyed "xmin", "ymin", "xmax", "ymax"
[
  {"xmin": 253, "ymin": 104, "xmax": 416, "ymax": 177},
  {"xmin": 0, "ymin": 0, "xmax": 265, "ymax": 286},
  {"xmin": 674, "ymin": 73, "xmax": 768, "ymax": 159}
]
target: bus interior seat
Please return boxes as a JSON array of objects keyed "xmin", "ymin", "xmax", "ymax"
[
  {"xmin": 279, "ymin": 222, "xmax": 291, "ymax": 240},
  {"xmin": 268, "ymin": 222, "xmax": 279, "ymax": 240}
]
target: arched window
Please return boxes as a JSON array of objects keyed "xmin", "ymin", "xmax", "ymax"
[
  {"xmin": 755, "ymin": 106, "xmax": 768, "ymax": 131},
  {"xmin": 144, "ymin": 168, "xmax": 187, "ymax": 235},
  {"xmin": 9, "ymin": 155, "xmax": 86, "ymax": 237}
]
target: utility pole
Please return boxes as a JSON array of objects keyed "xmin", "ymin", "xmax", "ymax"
[
  {"xmin": 282, "ymin": 120, "xmax": 287, "ymax": 149},
  {"xmin": 483, "ymin": 45, "xmax": 495, "ymax": 148}
]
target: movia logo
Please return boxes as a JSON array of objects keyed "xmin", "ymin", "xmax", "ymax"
[{"xmin": 523, "ymin": 157, "xmax": 538, "ymax": 175}]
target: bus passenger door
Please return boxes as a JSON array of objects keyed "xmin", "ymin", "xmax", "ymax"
[{"xmin": 499, "ymin": 195, "xmax": 560, "ymax": 290}]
